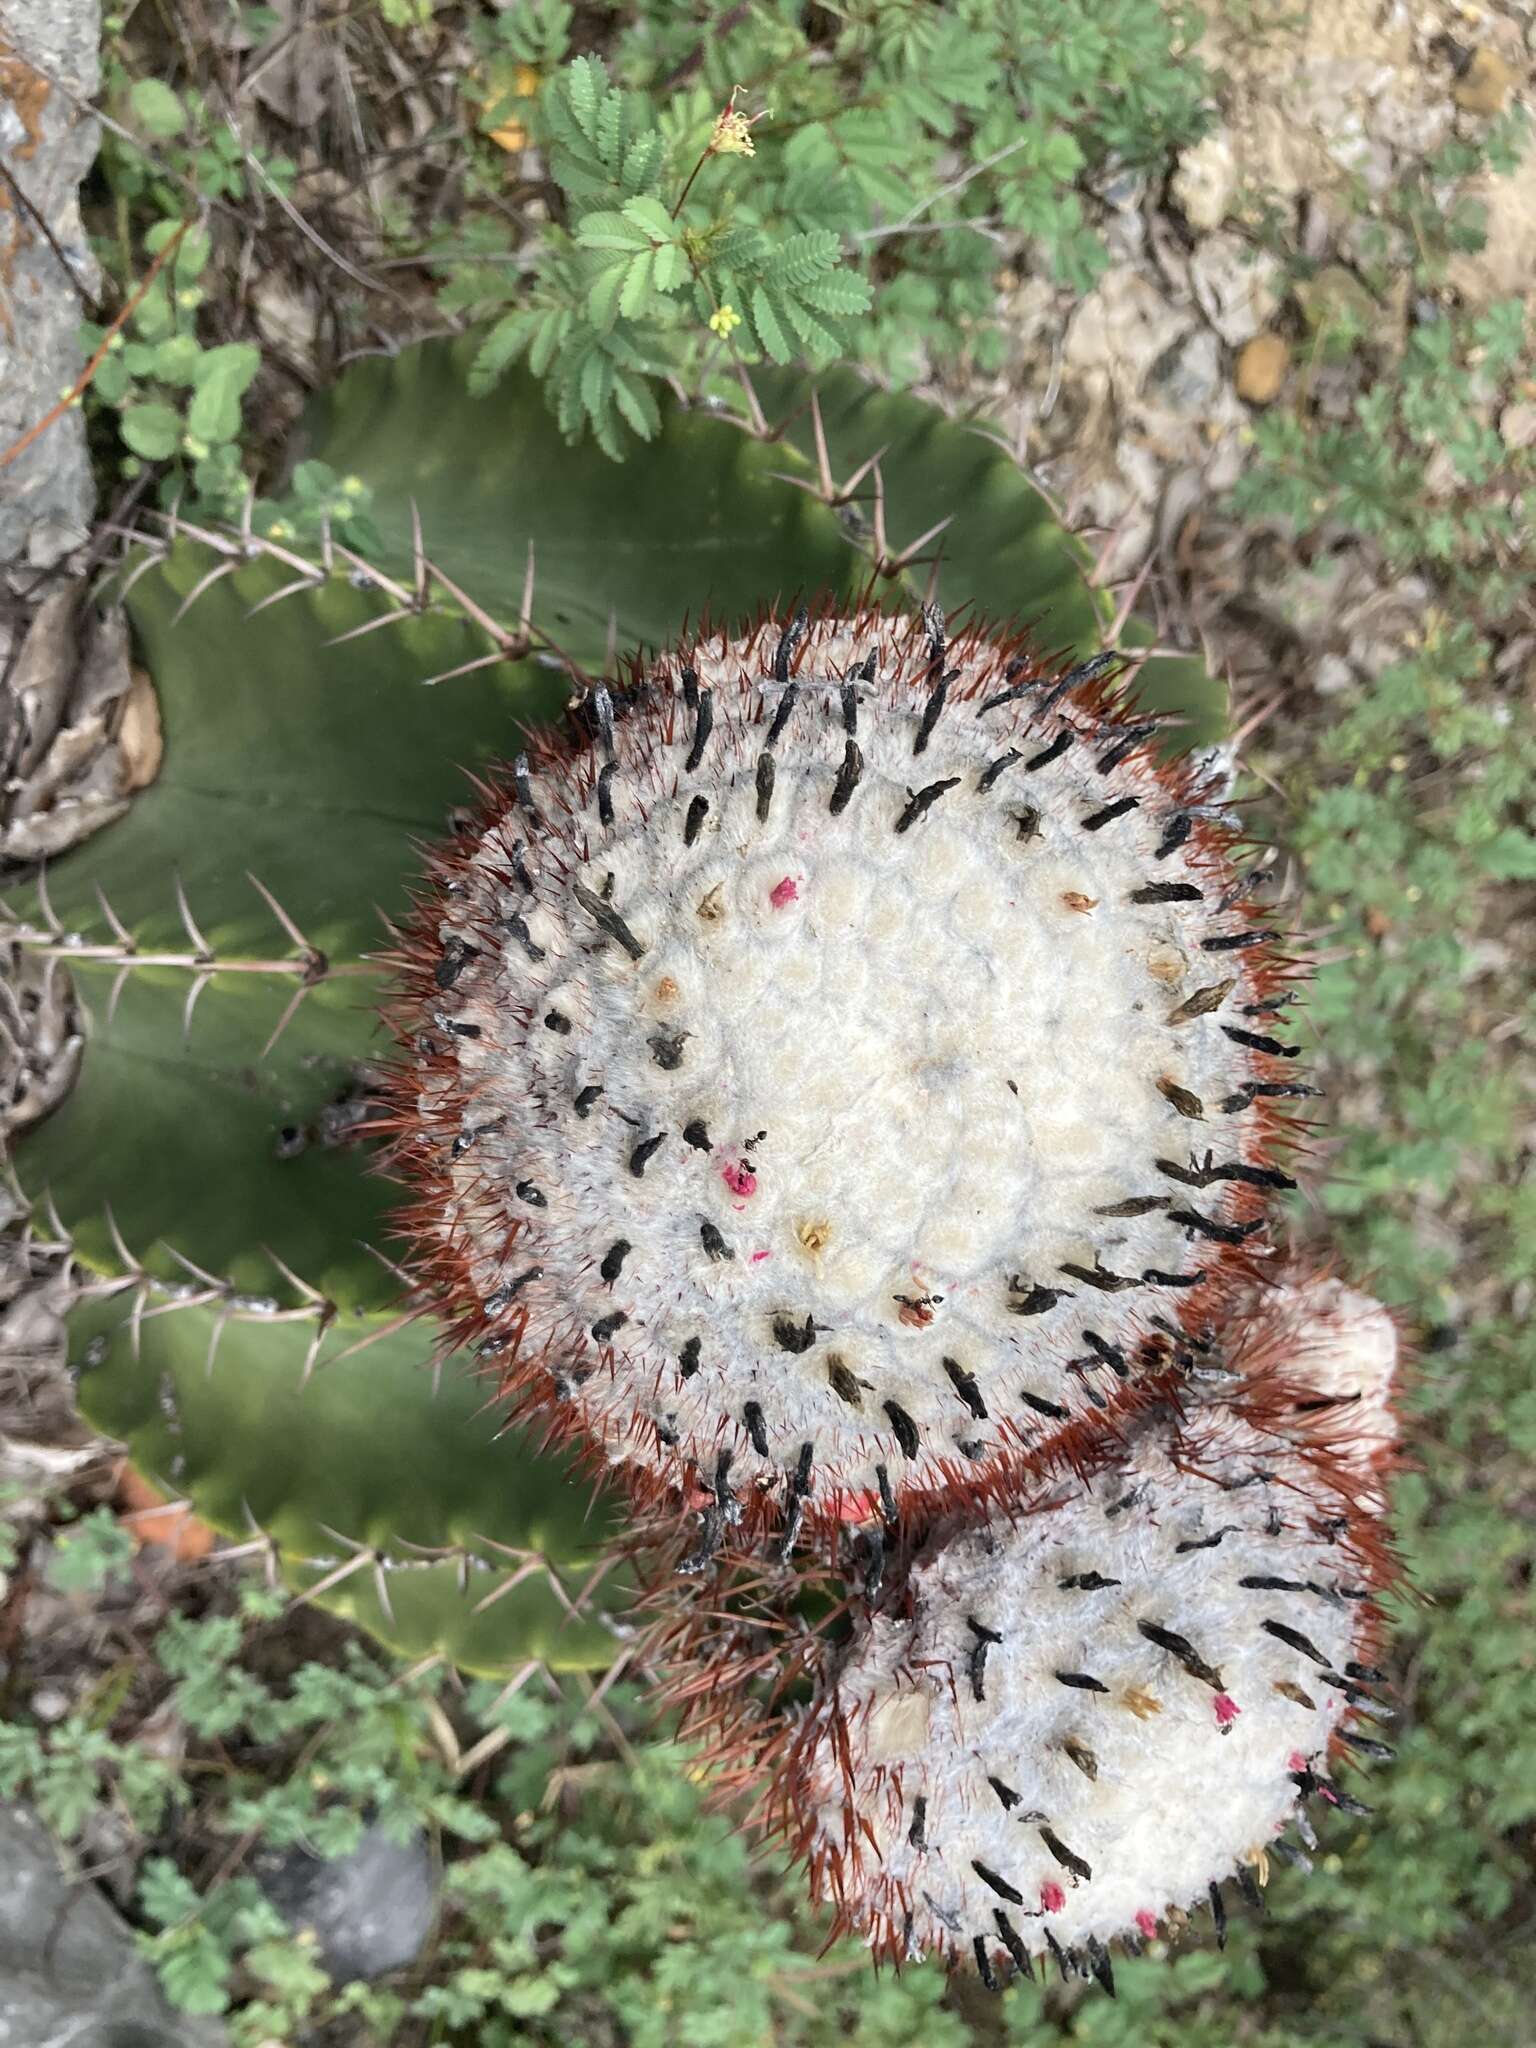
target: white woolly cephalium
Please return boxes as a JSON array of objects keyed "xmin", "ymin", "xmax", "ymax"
[
  {"xmin": 1231, "ymin": 1271, "xmax": 1401, "ymax": 1492},
  {"xmin": 777, "ymin": 1388, "xmax": 1393, "ymax": 1984},
  {"xmin": 387, "ymin": 603, "xmax": 1307, "ymax": 1537}
]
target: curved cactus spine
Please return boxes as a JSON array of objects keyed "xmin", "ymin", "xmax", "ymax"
[{"xmin": 381, "ymin": 601, "xmax": 1302, "ymax": 1541}]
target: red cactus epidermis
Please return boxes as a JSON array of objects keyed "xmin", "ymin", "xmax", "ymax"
[{"xmin": 378, "ymin": 598, "xmax": 1312, "ymax": 1547}]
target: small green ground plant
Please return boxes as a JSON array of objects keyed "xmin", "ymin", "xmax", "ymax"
[
  {"xmin": 452, "ymin": 1, "xmax": 1210, "ymax": 450},
  {"xmin": 1215, "ymin": 114, "xmax": 1536, "ymax": 2045}
]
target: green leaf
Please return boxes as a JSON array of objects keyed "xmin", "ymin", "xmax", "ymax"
[
  {"xmin": 469, "ymin": 310, "xmax": 534, "ymax": 394},
  {"xmin": 151, "ymin": 333, "xmax": 204, "ymax": 385},
  {"xmin": 130, "ymin": 284, "xmax": 174, "ymax": 342},
  {"xmin": 586, "ymin": 258, "xmax": 628, "ymax": 331},
  {"xmin": 47, "ymin": 1508, "xmax": 136, "ymax": 1595},
  {"xmin": 187, "ymin": 342, "xmax": 262, "ymax": 444},
  {"xmin": 129, "ymin": 78, "xmax": 186, "ymax": 138},
  {"xmin": 118, "ymin": 401, "xmax": 182, "ymax": 460},
  {"xmin": 611, "ymin": 366, "xmax": 660, "ymax": 441},
  {"xmin": 796, "ymin": 271, "xmax": 874, "ymax": 317},
  {"xmin": 139, "ymin": 1856, "xmax": 203, "ymax": 1930},
  {"xmin": 617, "ymin": 248, "xmax": 656, "ymax": 319},
  {"xmin": 750, "ymin": 285, "xmax": 793, "ymax": 363},
  {"xmin": 92, "ymin": 353, "xmax": 132, "ymax": 405},
  {"xmin": 619, "ymin": 194, "xmax": 677, "ymax": 241},
  {"xmin": 144, "ymin": 219, "xmax": 211, "ymax": 278},
  {"xmin": 563, "ymin": 52, "xmax": 602, "ymax": 142},
  {"xmin": 575, "ymin": 210, "xmax": 649, "ymax": 252},
  {"xmin": 579, "ymin": 347, "xmax": 612, "ymax": 425},
  {"xmin": 650, "ymin": 242, "xmax": 687, "ymax": 293},
  {"xmin": 1478, "ymin": 828, "xmax": 1536, "ymax": 881}
]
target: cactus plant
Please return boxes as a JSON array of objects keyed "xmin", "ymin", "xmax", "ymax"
[
  {"xmin": 5, "ymin": 329, "xmax": 1406, "ymax": 1991},
  {"xmin": 6, "ymin": 341, "xmax": 1219, "ymax": 1670},
  {"xmin": 383, "ymin": 599, "xmax": 1301, "ymax": 1541}
]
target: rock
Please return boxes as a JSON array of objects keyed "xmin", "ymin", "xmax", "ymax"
[
  {"xmin": 1449, "ymin": 137, "xmax": 1536, "ymax": 306},
  {"xmin": 1235, "ymin": 334, "xmax": 1290, "ymax": 404},
  {"xmin": 1422, "ymin": 444, "xmax": 1461, "ymax": 498},
  {"xmin": 254, "ymin": 1823, "xmax": 438, "ymax": 1983},
  {"xmin": 1187, "ymin": 232, "xmax": 1282, "ymax": 345},
  {"xmin": 1201, "ymin": 0, "xmax": 1432, "ymax": 214},
  {"xmin": 1172, "ymin": 130, "xmax": 1238, "ymax": 231},
  {"xmin": 0, "ymin": 0, "xmax": 102, "ymax": 575},
  {"xmin": 1148, "ymin": 329, "xmax": 1224, "ymax": 415},
  {"xmin": 1295, "ymin": 264, "xmax": 1381, "ymax": 344},
  {"xmin": 1064, "ymin": 266, "xmax": 1194, "ymax": 398},
  {"xmin": 1453, "ymin": 49, "xmax": 1517, "ymax": 116},
  {"xmin": 250, "ymin": 275, "xmax": 320, "ymax": 380},
  {"xmin": 1499, "ymin": 400, "xmax": 1536, "ymax": 451},
  {"xmin": 0, "ymin": 1803, "xmax": 227, "ymax": 2047},
  {"xmin": 248, "ymin": 0, "xmax": 329, "ymax": 127},
  {"xmin": 1312, "ymin": 652, "xmax": 1356, "ymax": 697},
  {"xmin": 1302, "ymin": 60, "xmax": 1397, "ymax": 188}
]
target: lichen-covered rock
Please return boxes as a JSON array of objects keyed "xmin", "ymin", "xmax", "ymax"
[
  {"xmin": 386, "ymin": 601, "xmax": 1306, "ymax": 1541},
  {"xmin": 0, "ymin": 0, "xmax": 101, "ymax": 573}
]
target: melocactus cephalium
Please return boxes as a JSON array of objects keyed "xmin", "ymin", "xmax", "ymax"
[
  {"xmin": 772, "ymin": 1367, "xmax": 1396, "ymax": 1984},
  {"xmin": 385, "ymin": 601, "xmax": 1307, "ymax": 1542}
]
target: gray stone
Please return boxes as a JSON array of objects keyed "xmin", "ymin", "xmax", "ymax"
[
  {"xmin": 1312, "ymin": 652, "xmax": 1356, "ymax": 698},
  {"xmin": 1147, "ymin": 329, "xmax": 1223, "ymax": 416},
  {"xmin": 1064, "ymin": 266, "xmax": 1194, "ymax": 397},
  {"xmin": 0, "ymin": 1804, "xmax": 226, "ymax": 2048},
  {"xmin": 254, "ymin": 1823, "xmax": 437, "ymax": 1983},
  {"xmin": 1187, "ymin": 232, "xmax": 1281, "ymax": 347},
  {"xmin": 0, "ymin": 0, "xmax": 102, "ymax": 574}
]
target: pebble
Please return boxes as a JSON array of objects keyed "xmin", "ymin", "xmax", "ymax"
[
  {"xmin": 1172, "ymin": 131, "xmax": 1239, "ymax": 233},
  {"xmin": 1235, "ymin": 335, "xmax": 1290, "ymax": 405},
  {"xmin": 255, "ymin": 1823, "xmax": 439, "ymax": 1982},
  {"xmin": 1453, "ymin": 49, "xmax": 1517, "ymax": 115}
]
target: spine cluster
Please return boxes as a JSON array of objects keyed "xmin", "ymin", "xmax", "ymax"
[{"xmin": 384, "ymin": 599, "xmax": 1403, "ymax": 1983}]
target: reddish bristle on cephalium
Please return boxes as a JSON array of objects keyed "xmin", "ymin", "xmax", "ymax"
[
  {"xmin": 377, "ymin": 597, "xmax": 1311, "ymax": 1552},
  {"xmin": 647, "ymin": 1268, "xmax": 1401, "ymax": 1990}
]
